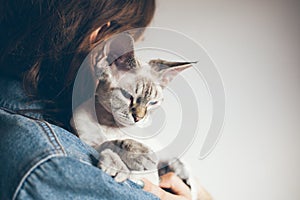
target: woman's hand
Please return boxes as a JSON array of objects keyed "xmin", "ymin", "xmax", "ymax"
[{"xmin": 142, "ymin": 172, "xmax": 192, "ymax": 200}]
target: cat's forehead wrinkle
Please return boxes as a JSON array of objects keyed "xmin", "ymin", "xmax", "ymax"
[
  {"xmin": 135, "ymin": 82, "xmax": 139, "ymax": 94},
  {"xmin": 144, "ymin": 82, "xmax": 153, "ymax": 98},
  {"xmin": 134, "ymin": 79, "xmax": 161, "ymax": 102},
  {"xmin": 134, "ymin": 80, "xmax": 143, "ymax": 95}
]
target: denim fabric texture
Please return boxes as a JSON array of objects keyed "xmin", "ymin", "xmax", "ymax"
[{"xmin": 0, "ymin": 77, "xmax": 159, "ymax": 200}]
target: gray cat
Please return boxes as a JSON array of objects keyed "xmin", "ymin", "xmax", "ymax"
[{"xmin": 71, "ymin": 33, "xmax": 195, "ymax": 191}]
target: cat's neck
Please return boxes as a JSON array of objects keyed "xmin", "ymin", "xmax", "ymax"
[{"xmin": 95, "ymin": 96, "xmax": 122, "ymax": 128}]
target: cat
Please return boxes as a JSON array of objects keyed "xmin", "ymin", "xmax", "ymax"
[{"xmin": 71, "ymin": 33, "xmax": 196, "ymax": 194}]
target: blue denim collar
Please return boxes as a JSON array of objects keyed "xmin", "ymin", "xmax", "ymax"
[{"xmin": 0, "ymin": 76, "xmax": 44, "ymax": 119}]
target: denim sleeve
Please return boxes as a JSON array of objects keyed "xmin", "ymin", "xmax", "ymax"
[
  {"xmin": 15, "ymin": 156, "xmax": 159, "ymax": 200},
  {"xmin": 0, "ymin": 98, "xmax": 159, "ymax": 200}
]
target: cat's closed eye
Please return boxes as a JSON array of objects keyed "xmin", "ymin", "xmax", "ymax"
[
  {"xmin": 149, "ymin": 101, "xmax": 158, "ymax": 105},
  {"xmin": 120, "ymin": 89, "xmax": 133, "ymax": 100}
]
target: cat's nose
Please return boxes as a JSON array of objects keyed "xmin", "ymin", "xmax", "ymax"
[
  {"xmin": 132, "ymin": 106, "xmax": 146, "ymax": 122},
  {"xmin": 132, "ymin": 114, "xmax": 142, "ymax": 122}
]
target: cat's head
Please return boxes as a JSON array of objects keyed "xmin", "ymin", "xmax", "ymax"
[{"xmin": 94, "ymin": 33, "xmax": 194, "ymax": 127}]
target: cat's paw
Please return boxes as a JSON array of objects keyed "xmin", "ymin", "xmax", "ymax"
[
  {"xmin": 98, "ymin": 139, "xmax": 158, "ymax": 171},
  {"xmin": 118, "ymin": 139, "xmax": 158, "ymax": 171},
  {"xmin": 98, "ymin": 149, "xmax": 130, "ymax": 182},
  {"xmin": 158, "ymin": 159, "xmax": 191, "ymax": 187}
]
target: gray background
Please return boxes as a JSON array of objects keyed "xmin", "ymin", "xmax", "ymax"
[{"xmin": 151, "ymin": 0, "xmax": 300, "ymax": 199}]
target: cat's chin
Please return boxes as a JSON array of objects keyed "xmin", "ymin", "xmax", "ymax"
[
  {"xmin": 114, "ymin": 115, "xmax": 151, "ymax": 128},
  {"xmin": 134, "ymin": 115, "xmax": 152, "ymax": 128},
  {"xmin": 113, "ymin": 117, "xmax": 135, "ymax": 127}
]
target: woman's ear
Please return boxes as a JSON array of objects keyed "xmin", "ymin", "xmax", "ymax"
[
  {"xmin": 90, "ymin": 27, "xmax": 102, "ymax": 43},
  {"xmin": 89, "ymin": 22, "xmax": 111, "ymax": 43}
]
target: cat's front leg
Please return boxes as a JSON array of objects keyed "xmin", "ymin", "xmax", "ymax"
[{"xmin": 97, "ymin": 139, "xmax": 158, "ymax": 182}]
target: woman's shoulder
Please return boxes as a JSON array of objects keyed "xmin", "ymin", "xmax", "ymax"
[
  {"xmin": 0, "ymin": 108, "xmax": 99, "ymax": 199},
  {"xmin": 0, "ymin": 108, "xmax": 158, "ymax": 200},
  {"xmin": 0, "ymin": 77, "xmax": 99, "ymax": 165},
  {"xmin": 0, "ymin": 107, "xmax": 99, "ymax": 161}
]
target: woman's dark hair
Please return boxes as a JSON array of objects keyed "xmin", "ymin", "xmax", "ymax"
[{"xmin": 0, "ymin": 0, "xmax": 155, "ymax": 129}]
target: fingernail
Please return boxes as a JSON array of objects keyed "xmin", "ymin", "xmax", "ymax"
[{"xmin": 134, "ymin": 179, "xmax": 145, "ymax": 188}]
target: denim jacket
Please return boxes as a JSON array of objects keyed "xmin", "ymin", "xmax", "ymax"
[{"xmin": 0, "ymin": 77, "xmax": 158, "ymax": 200}]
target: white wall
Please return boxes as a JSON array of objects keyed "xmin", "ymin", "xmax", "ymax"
[{"xmin": 151, "ymin": 0, "xmax": 300, "ymax": 199}]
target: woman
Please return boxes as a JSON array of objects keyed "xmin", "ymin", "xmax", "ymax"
[{"xmin": 0, "ymin": 1, "xmax": 201, "ymax": 199}]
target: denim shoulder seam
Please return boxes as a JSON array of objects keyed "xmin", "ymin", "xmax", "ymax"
[
  {"xmin": 12, "ymin": 154, "xmax": 65, "ymax": 200},
  {"xmin": 1, "ymin": 107, "xmax": 67, "ymax": 155},
  {"xmin": 36, "ymin": 121, "xmax": 66, "ymax": 155}
]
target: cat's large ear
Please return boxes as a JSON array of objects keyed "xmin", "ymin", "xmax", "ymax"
[
  {"xmin": 104, "ymin": 33, "xmax": 137, "ymax": 71},
  {"xmin": 149, "ymin": 59, "xmax": 196, "ymax": 87}
]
